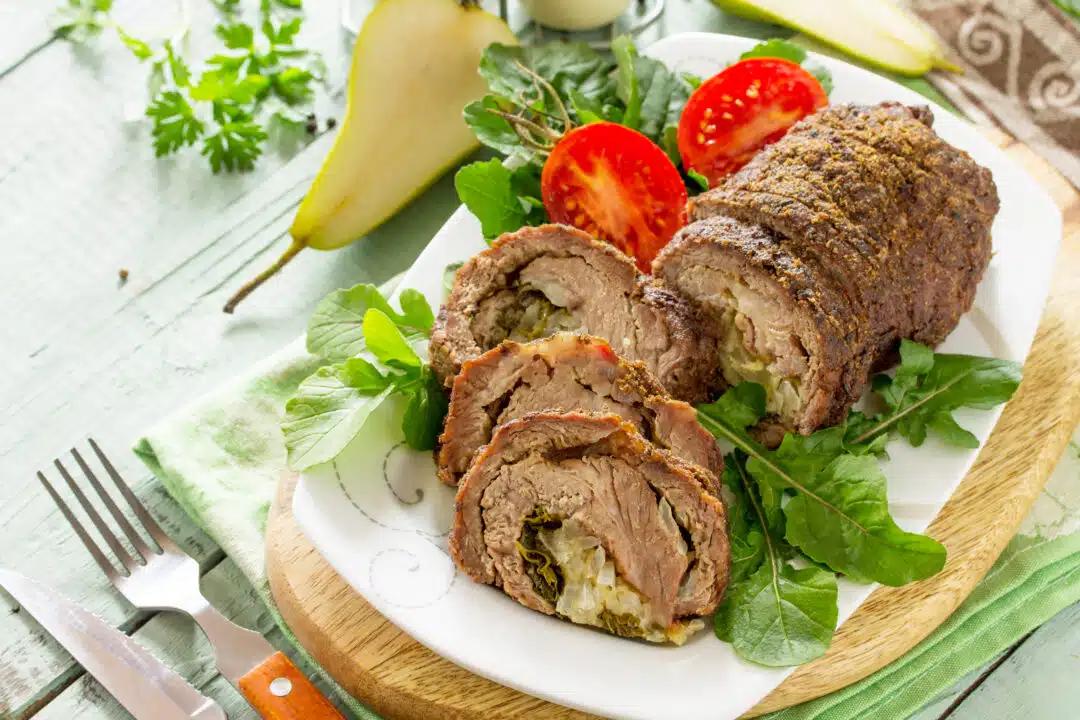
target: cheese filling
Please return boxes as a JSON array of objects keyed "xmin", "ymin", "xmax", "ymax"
[{"xmin": 518, "ymin": 502, "xmax": 704, "ymax": 645}]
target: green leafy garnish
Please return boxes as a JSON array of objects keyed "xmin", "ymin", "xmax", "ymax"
[
  {"xmin": 146, "ymin": 92, "xmax": 205, "ymax": 157},
  {"xmin": 844, "ymin": 339, "xmax": 1022, "ymax": 450},
  {"xmin": 715, "ymin": 453, "xmax": 838, "ymax": 666},
  {"xmin": 457, "ymin": 36, "xmax": 708, "ymax": 238},
  {"xmin": 611, "ymin": 35, "xmax": 695, "ymax": 146},
  {"xmin": 282, "ymin": 359, "xmax": 395, "ymax": 470},
  {"xmin": 306, "ymin": 284, "xmax": 433, "ymax": 363},
  {"xmin": 687, "ymin": 169, "xmax": 710, "ymax": 192},
  {"xmin": 698, "ymin": 342, "xmax": 1020, "ymax": 665},
  {"xmin": 697, "ymin": 382, "xmax": 947, "ymax": 586},
  {"xmin": 740, "ymin": 38, "xmax": 834, "ymax": 95},
  {"xmin": 454, "ymin": 159, "xmax": 547, "ymax": 241},
  {"xmin": 283, "ymin": 286, "xmax": 447, "ymax": 470},
  {"xmin": 201, "ymin": 118, "xmax": 268, "ymax": 173},
  {"xmin": 57, "ymin": 0, "xmax": 326, "ymax": 173}
]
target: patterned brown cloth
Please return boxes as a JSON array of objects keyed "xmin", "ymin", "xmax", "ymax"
[{"xmin": 912, "ymin": 0, "xmax": 1080, "ymax": 188}]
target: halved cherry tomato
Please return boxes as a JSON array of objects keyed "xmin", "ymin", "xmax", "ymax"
[
  {"xmin": 541, "ymin": 122, "xmax": 687, "ymax": 272},
  {"xmin": 678, "ymin": 57, "xmax": 828, "ymax": 186}
]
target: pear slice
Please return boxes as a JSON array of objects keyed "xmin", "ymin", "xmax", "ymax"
[
  {"xmin": 224, "ymin": 0, "xmax": 517, "ymax": 313},
  {"xmin": 712, "ymin": 0, "xmax": 959, "ymax": 76}
]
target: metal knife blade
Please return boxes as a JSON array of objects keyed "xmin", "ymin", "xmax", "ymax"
[{"xmin": 0, "ymin": 569, "xmax": 226, "ymax": 720}]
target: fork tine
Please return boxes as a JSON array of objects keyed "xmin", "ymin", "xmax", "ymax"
[
  {"xmin": 39, "ymin": 472, "xmax": 120, "ymax": 581},
  {"xmin": 72, "ymin": 447, "xmax": 155, "ymax": 562},
  {"xmin": 89, "ymin": 438, "xmax": 177, "ymax": 552},
  {"xmin": 54, "ymin": 458, "xmax": 137, "ymax": 573}
]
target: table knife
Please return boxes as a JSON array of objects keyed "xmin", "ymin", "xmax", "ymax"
[{"xmin": 0, "ymin": 568, "xmax": 225, "ymax": 720}]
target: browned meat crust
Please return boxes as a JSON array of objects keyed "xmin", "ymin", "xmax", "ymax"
[
  {"xmin": 450, "ymin": 411, "xmax": 730, "ymax": 636},
  {"xmin": 654, "ymin": 216, "xmax": 864, "ymax": 434},
  {"xmin": 437, "ymin": 333, "xmax": 724, "ymax": 489},
  {"xmin": 430, "ymin": 224, "xmax": 720, "ymax": 403},
  {"xmin": 666, "ymin": 103, "xmax": 997, "ymax": 438}
]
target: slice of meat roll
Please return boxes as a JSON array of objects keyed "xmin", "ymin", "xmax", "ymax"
[
  {"xmin": 437, "ymin": 333, "xmax": 723, "ymax": 489},
  {"xmin": 450, "ymin": 412, "xmax": 729, "ymax": 645},
  {"xmin": 430, "ymin": 224, "xmax": 718, "ymax": 403},
  {"xmin": 654, "ymin": 215, "xmax": 863, "ymax": 438},
  {"xmin": 661, "ymin": 103, "xmax": 997, "ymax": 441}
]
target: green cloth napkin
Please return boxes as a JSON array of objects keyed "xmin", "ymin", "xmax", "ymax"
[{"xmin": 135, "ymin": 268, "xmax": 1080, "ymax": 720}]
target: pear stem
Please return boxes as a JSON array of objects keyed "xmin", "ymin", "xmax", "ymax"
[{"xmin": 222, "ymin": 240, "xmax": 305, "ymax": 314}]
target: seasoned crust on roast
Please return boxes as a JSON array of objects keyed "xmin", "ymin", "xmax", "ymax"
[
  {"xmin": 654, "ymin": 215, "xmax": 865, "ymax": 435},
  {"xmin": 668, "ymin": 103, "xmax": 996, "ymax": 440}
]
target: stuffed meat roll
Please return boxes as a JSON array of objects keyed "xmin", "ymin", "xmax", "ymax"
[{"xmin": 450, "ymin": 411, "xmax": 730, "ymax": 645}]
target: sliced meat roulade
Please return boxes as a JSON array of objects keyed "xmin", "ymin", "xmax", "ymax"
[
  {"xmin": 436, "ymin": 333, "xmax": 723, "ymax": 489},
  {"xmin": 661, "ymin": 103, "xmax": 996, "ymax": 440},
  {"xmin": 654, "ymin": 215, "xmax": 863, "ymax": 439},
  {"xmin": 450, "ymin": 411, "xmax": 729, "ymax": 645},
  {"xmin": 430, "ymin": 224, "xmax": 718, "ymax": 403}
]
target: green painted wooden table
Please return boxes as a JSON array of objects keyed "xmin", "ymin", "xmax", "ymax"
[{"xmin": 0, "ymin": 1, "xmax": 1076, "ymax": 718}]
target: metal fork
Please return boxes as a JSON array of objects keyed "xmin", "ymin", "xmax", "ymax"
[{"xmin": 38, "ymin": 439, "xmax": 273, "ymax": 681}]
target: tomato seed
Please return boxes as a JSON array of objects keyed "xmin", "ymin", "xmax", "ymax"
[
  {"xmin": 721, "ymin": 112, "xmax": 733, "ymax": 120},
  {"xmin": 704, "ymin": 107, "xmax": 715, "ymax": 118},
  {"xmin": 696, "ymin": 132, "xmax": 706, "ymax": 144}
]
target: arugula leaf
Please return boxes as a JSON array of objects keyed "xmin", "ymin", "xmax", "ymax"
[
  {"xmin": 397, "ymin": 289, "xmax": 436, "ymax": 332},
  {"xmin": 306, "ymin": 284, "xmax": 431, "ymax": 362},
  {"xmin": 846, "ymin": 340, "xmax": 1022, "ymax": 449},
  {"xmin": 613, "ymin": 35, "xmax": 695, "ymax": 145},
  {"xmin": 688, "ymin": 169, "xmax": 710, "ymax": 192},
  {"xmin": 146, "ymin": 92, "xmax": 205, "ymax": 156},
  {"xmin": 612, "ymin": 36, "xmax": 643, "ymax": 131},
  {"xmin": 717, "ymin": 560, "xmax": 838, "ymax": 666},
  {"xmin": 739, "ymin": 38, "xmax": 834, "ymax": 96},
  {"xmin": 402, "ymin": 366, "xmax": 450, "ymax": 451},
  {"xmin": 697, "ymin": 383, "xmax": 947, "ymax": 586},
  {"xmin": 283, "ymin": 359, "xmax": 394, "ymax": 471},
  {"xmin": 762, "ymin": 433, "xmax": 947, "ymax": 585},
  {"xmin": 715, "ymin": 452, "xmax": 837, "ymax": 666},
  {"xmin": 443, "ymin": 262, "xmax": 463, "ymax": 300},
  {"xmin": 479, "ymin": 42, "xmax": 615, "ymax": 111},
  {"xmin": 463, "ymin": 96, "xmax": 521, "ymax": 157},
  {"xmin": 740, "ymin": 39, "xmax": 807, "ymax": 64},
  {"xmin": 807, "ymin": 65, "xmax": 835, "ymax": 96},
  {"xmin": 363, "ymin": 309, "xmax": 422, "ymax": 369},
  {"xmin": 455, "ymin": 159, "xmax": 534, "ymax": 240},
  {"xmin": 721, "ymin": 451, "xmax": 768, "ymax": 583}
]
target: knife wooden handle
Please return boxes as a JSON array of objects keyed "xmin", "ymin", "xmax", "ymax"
[{"xmin": 238, "ymin": 651, "xmax": 346, "ymax": 720}]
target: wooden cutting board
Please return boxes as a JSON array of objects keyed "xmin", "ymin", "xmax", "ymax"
[{"xmin": 266, "ymin": 128, "xmax": 1080, "ymax": 720}]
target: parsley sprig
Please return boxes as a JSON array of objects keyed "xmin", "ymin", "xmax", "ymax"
[
  {"xmin": 52, "ymin": 0, "xmax": 325, "ymax": 173},
  {"xmin": 282, "ymin": 284, "xmax": 447, "ymax": 471}
]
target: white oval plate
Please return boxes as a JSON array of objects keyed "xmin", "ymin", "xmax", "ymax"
[{"xmin": 293, "ymin": 32, "xmax": 1062, "ymax": 720}]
